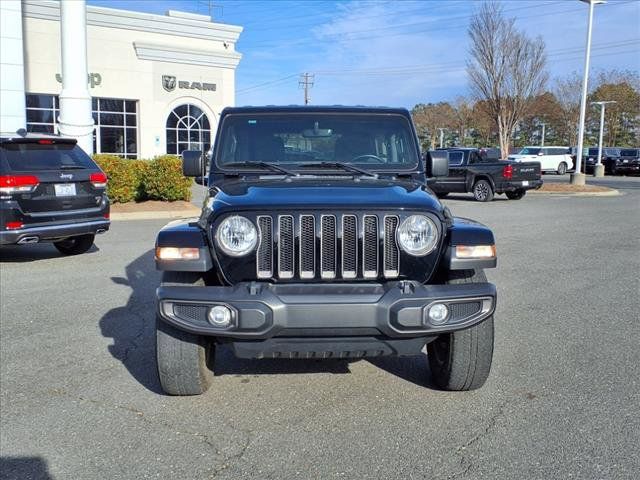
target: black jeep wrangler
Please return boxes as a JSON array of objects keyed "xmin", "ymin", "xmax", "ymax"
[{"xmin": 154, "ymin": 106, "xmax": 497, "ymax": 395}]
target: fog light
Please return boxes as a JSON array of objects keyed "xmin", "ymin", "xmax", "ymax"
[
  {"xmin": 208, "ymin": 305, "xmax": 232, "ymax": 327},
  {"xmin": 427, "ymin": 303, "xmax": 449, "ymax": 325}
]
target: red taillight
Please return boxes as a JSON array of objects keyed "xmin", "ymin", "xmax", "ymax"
[
  {"xmin": 90, "ymin": 172, "xmax": 108, "ymax": 188},
  {"xmin": 5, "ymin": 221, "xmax": 24, "ymax": 230},
  {"xmin": 103, "ymin": 212, "xmax": 110, "ymax": 219},
  {"xmin": 502, "ymin": 165, "xmax": 513, "ymax": 180},
  {"xmin": 37, "ymin": 139, "xmax": 54, "ymax": 145},
  {"xmin": 0, "ymin": 175, "xmax": 40, "ymax": 194}
]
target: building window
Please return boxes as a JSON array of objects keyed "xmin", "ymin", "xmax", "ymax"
[
  {"xmin": 166, "ymin": 104, "xmax": 211, "ymax": 155},
  {"xmin": 25, "ymin": 94, "xmax": 59, "ymax": 134},
  {"xmin": 25, "ymin": 94, "xmax": 138, "ymax": 159},
  {"xmin": 93, "ymin": 98, "xmax": 138, "ymax": 159}
]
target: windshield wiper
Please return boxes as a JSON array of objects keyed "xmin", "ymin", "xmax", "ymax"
[
  {"xmin": 59, "ymin": 165, "xmax": 87, "ymax": 170},
  {"xmin": 224, "ymin": 161, "xmax": 299, "ymax": 176},
  {"xmin": 300, "ymin": 162, "xmax": 378, "ymax": 178}
]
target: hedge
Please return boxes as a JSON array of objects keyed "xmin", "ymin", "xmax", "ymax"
[{"xmin": 93, "ymin": 154, "xmax": 191, "ymax": 203}]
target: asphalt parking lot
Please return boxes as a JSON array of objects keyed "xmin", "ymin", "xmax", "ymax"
[{"xmin": 1, "ymin": 179, "xmax": 639, "ymax": 480}]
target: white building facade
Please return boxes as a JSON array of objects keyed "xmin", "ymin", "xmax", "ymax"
[{"xmin": 2, "ymin": 0, "xmax": 242, "ymax": 158}]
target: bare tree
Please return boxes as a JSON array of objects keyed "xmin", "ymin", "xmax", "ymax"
[
  {"xmin": 467, "ymin": 2, "xmax": 547, "ymax": 158},
  {"xmin": 452, "ymin": 96, "xmax": 474, "ymax": 145},
  {"xmin": 554, "ymin": 72, "xmax": 582, "ymax": 146},
  {"xmin": 411, "ymin": 102, "xmax": 455, "ymax": 149}
]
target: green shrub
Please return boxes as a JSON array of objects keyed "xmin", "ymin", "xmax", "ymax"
[
  {"xmin": 143, "ymin": 155, "xmax": 192, "ymax": 202},
  {"xmin": 92, "ymin": 154, "xmax": 191, "ymax": 203},
  {"xmin": 93, "ymin": 154, "xmax": 138, "ymax": 203}
]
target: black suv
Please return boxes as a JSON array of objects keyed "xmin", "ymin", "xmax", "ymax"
[
  {"xmin": 616, "ymin": 148, "xmax": 640, "ymax": 175},
  {"xmin": 0, "ymin": 132, "xmax": 110, "ymax": 254},
  {"xmin": 583, "ymin": 147, "xmax": 620, "ymax": 175},
  {"xmin": 154, "ymin": 106, "xmax": 497, "ymax": 395}
]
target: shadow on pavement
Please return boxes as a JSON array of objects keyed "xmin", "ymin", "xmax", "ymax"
[
  {"xmin": 443, "ymin": 194, "xmax": 508, "ymax": 202},
  {"xmin": 0, "ymin": 457, "xmax": 54, "ymax": 480},
  {"xmin": 0, "ymin": 243, "xmax": 99, "ymax": 263},
  {"xmin": 102, "ymin": 248, "xmax": 439, "ymax": 392}
]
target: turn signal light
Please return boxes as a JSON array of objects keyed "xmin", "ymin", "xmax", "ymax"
[
  {"xmin": 455, "ymin": 245, "xmax": 496, "ymax": 259},
  {"xmin": 155, "ymin": 247, "xmax": 200, "ymax": 260},
  {"xmin": 502, "ymin": 165, "xmax": 513, "ymax": 180},
  {"xmin": 90, "ymin": 172, "xmax": 108, "ymax": 188},
  {"xmin": 5, "ymin": 221, "xmax": 24, "ymax": 230},
  {"xmin": 0, "ymin": 175, "xmax": 39, "ymax": 194}
]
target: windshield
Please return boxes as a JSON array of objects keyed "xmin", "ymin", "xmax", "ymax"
[
  {"xmin": 620, "ymin": 149, "xmax": 638, "ymax": 157},
  {"xmin": 216, "ymin": 113, "xmax": 419, "ymax": 171},
  {"xmin": 518, "ymin": 147, "xmax": 541, "ymax": 155},
  {"xmin": 0, "ymin": 142, "xmax": 94, "ymax": 171}
]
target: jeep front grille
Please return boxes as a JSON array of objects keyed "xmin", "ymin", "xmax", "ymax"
[{"xmin": 255, "ymin": 213, "xmax": 400, "ymax": 280}]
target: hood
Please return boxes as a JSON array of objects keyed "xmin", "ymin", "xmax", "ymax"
[{"xmin": 209, "ymin": 177, "xmax": 443, "ymax": 216}]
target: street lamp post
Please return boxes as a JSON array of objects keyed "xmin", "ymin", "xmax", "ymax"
[
  {"xmin": 591, "ymin": 100, "xmax": 616, "ymax": 177},
  {"xmin": 540, "ymin": 123, "xmax": 546, "ymax": 147},
  {"xmin": 571, "ymin": 0, "xmax": 606, "ymax": 185}
]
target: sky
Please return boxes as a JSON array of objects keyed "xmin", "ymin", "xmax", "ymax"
[{"xmin": 87, "ymin": 0, "xmax": 640, "ymax": 108}]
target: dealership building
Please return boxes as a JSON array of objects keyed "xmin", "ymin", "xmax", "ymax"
[{"xmin": 0, "ymin": 0, "xmax": 242, "ymax": 158}]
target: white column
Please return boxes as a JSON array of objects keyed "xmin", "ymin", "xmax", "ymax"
[
  {"xmin": 0, "ymin": 0, "xmax": 26, "ymax": 133},
  {"xmin": 57, "ymin": 0, "xmax": 94, "ymax": 154}
]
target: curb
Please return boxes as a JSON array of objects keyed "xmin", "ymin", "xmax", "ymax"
[
  {"xmin": 528, "ymin": 188, "xmax": 620, "ymax": 197},
  {"xmin": 110, "ymin": 209, "xmax": 201, "ymax": 221}
]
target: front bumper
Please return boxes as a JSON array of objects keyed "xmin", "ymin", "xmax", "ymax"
[
  {"xmin": 0, "ymin": 219, "xmax": 110, "ymax": 245},
  {"xmin": 157, "ymin": 281, "xmax": 497, "ymax": 341},
  {"xmin": 617, "ymin": 163, "xmax": 640, "ymax": 174}
]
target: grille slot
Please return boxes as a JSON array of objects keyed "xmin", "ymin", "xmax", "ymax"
[
  {"xmin": 383, "ymin": 216, "xmax": 400, "ymax": 278},
  {"xmin": 257, "ymin": 216, "xmax": 273, "ymax": 278},
  {"xmin": 173, "ymin": 304, "xmax": 207, "ymax": 323},
  {"xmin": 299, "ymin": 215, "xmax": 315, "ymax": 278},
  {"xmin": 342, "ymin": 215, "xmax": 357, "ymax": 279},
  {"xmin": 278, "ymin": 215, "xmax": 294, "ymax": 278},
  {"xmin": 363, "ymin": 215, "xmax": 378, "ymax": 278},
  {"xmin": 321, "ymin": 215, "xmax": 337, "ymax": 278}
]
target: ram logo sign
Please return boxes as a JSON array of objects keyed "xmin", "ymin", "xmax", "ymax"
[{"xmin": 162, "ymin": 75, "xmax": 216, "ymax": 92}]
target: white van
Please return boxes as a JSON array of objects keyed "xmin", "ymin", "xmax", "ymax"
[{"xmin": 508, "ymin": 146, "xmax": 573, "ymax": 175}]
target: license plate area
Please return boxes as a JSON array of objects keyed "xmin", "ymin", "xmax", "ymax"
[
  {"xmin": 54, "ymin": 183, "xmax": 76, "ymax": 196},
  {"xmin": 522, "ymin": 180, "xmax": 529, "ymax": 186}
]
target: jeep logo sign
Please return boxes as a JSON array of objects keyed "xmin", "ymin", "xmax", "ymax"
[{"xmin": 162, "ymin": 75, "xmax": 216, "ymax": 92}]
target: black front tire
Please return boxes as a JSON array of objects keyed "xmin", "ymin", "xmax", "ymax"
[
  {"xmin": 473, "ymin": 180, "xmax": 494, "ymax": 202},
  {"xmin": 505, "ymin": 189, "xmax": 526, "ymax": 200},
  {"xmin": 53, "ymin": 234, "xmax": 95, "ymax": 255},
  {"xmin": 156, "ymin": 271, "xmax": 214, "ymax": 395},
  {"xmin": 435, "ymin": 192, "xmax": 449, "ymax": 199},
  {"xmin": 427, "ymin": 269, "xmax": 494, "ymax": 391}
]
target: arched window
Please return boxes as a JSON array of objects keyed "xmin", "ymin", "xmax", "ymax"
[{"xmin": 165, "ymin": 104, "xmax": 211, "ymax": 155}]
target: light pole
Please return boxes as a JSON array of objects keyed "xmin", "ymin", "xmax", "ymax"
[
  {"xmin": 540, "ymin": 123, "xmax": 546, "ymax": 147},
  {"xmin": 591, "ymin": 100, "xmax": 616, "ymax": 177},
  {"xmin": 571, "ymin": 0, "xmax": 606, "ymax": 185},
  {"xmin": 438, "ymin": 128, "xmax": 445, "ymax": 148}
]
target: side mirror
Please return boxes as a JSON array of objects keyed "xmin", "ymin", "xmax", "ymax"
[
  {"xmin": 426, "ymin": 150, "xmax": 449, "ymax": 177},
  {"xmin": 182, "ymin": 150, "xmax": 204, "ymax": 177}
]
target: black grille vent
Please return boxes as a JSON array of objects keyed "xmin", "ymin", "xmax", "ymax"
[
  {"xmin": 173, "ymin": 304, "xmax": 207, "ymax": 323},
  {"xmin": 363, "ymin": 215, "xmax": 378, "ymax": 278},
  {"xmin": 342, "ymin": 215, "xmax": 357, "ymax": 278},
  {"xmin": 300, "ymin": 215, "xmax": 315, "ymax": 278},
  {"xmin": 278, "ymin": 215, "xmax": 294, "ymax": 278},
  {"xmin": 449, "ymin": 301, "xmax": 482, "ymax": 322},
  {"xmin": 321, "ymin": 216, "xmax": 337, "ymax": 278},
  {"xmin": 257, "ymin": 216, "xmax": 273, "ymax": 278},
  {"xmin": 384, "ymin": 216, "xmax": 399, "ymax": 277}
]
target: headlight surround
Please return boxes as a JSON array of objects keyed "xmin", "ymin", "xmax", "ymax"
[
  {"xmin": 397, "ymin": 215, "xmax": 438, "ymax": 256},
  {"xmin": 216, "ymin": 215, "xmax": 258, "ymax": 257}
]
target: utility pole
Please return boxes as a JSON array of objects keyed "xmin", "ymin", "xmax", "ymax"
[
  {"xmin": 299, "ymin": 73, "xmax": 314, "ymax": 105},
  {"xmin": 540, "ymin": 123, "xmax": 546, "ymax": 146},
  {"xmin": 438, "ymin": 128, "xmax": 445, "ymax": 148},
  {"xmin": 591, "ymin": 100, "xmax": 616, "ymax": 177}
]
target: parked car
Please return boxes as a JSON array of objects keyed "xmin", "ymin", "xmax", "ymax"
[
  {"xmin": 583, "ymin": 147, "xmax": 620, "ymax": 175},
  {"xmin": 153, "ymin": 105, "xmax": 498, "ymax": 395},
  {"xmin": 616, "ymin": 148, "xmax": 640, "ymax": 175},
  {"xmin": 507, "ymin": 146, "xmax": 573, "ymax": 175},
  {"xmin": 0, "ymin": 131, "xmax": 110, "ymax": 254},
  {"xmin": 431, "ymin": 147, "xmax": 542, "ymax": 201}
]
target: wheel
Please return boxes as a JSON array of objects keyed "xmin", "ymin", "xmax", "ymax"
[
  {"xmin": 427, "ymin": 269, "xmax": 494, "ymax": 391},
  {"xmin": 557, "ymin": 162, "xmax": 567, "ymax": 175},
  {"xmin": 472, "ymin": 179, "xmax": 494, "ymax": 202},
  {"xmin": 53, "ymin": 234, "xmax": 95, "ymax": 255},
  {"xmin": 505, "ymin": 189, "xmax": 526, "ymax": 200},
  {"xmin": 156, "ymin": 271, "xmax": 214, "ymax": 395},
  {"xmin": 435, "ymin": 192, "xmax": 449, "ymax": 199}
]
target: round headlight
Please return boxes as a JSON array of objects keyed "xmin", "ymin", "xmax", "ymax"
[
  {"xmin": 216, "ymin": 216, "xmax": 257, "ymax": 257},
  {"xmin": 397, "ymin": 215, "xmax": 438, "ymax": 256}
]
